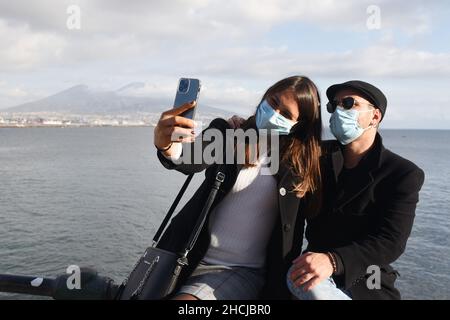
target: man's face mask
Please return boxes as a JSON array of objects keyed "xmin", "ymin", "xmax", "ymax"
[
  {"xmin": 329, "ymin": 107, "xmax": 375, "ymax": 145},
  {"xmin": 255, "ymin": 99, "xmax": 297, "ymax": 135}
]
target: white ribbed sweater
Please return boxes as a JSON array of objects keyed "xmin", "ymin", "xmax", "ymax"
[
  {"xmin": 203, "ymin": 159, "xmax": 278, "ymax": 268},
  {"xmin": 164, "ymin": 145, "xmax": 278, "ymax": 269}
]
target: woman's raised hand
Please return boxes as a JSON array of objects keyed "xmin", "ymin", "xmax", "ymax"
[{"xmin": 154, "ymin": 101, "xmax": 197, "ymax": 156}]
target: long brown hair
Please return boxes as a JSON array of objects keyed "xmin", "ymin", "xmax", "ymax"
[{"xmin": 241, "ymin": 76, "xmax": 323, "ymax": 217}]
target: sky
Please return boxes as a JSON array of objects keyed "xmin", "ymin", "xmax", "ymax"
[{"xmin": 0, "ymin": 0, "xmax": 449, "ymax": 129}]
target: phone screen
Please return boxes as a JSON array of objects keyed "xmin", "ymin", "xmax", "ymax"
[{"xmin": 173, "ymin": 78, "xmax": 201, "ymax": 120}]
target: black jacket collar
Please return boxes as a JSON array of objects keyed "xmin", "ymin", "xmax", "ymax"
[{"xmin": 329, "ymin": 133, "xmax": 385, "ymax": 210}]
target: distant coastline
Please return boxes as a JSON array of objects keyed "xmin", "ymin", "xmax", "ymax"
[
  {"xmin": 1, "ymin": 112, "xmax": 447, "ymax": 131},
  {"xmin": 0, "ymin": 124, "xmax": 155, "ymax": 128},
  {"xmin": 0, "ymin": 111, "xmax": 223, "ymax": 129},
  {"xmin": 2, "ymin": 125, "xmax": 448, "ymax": 131}
]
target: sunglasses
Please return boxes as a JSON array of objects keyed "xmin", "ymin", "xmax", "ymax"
[{"xmin": 327, "ymin": 97, "xmax": 374, "ymax": 113}]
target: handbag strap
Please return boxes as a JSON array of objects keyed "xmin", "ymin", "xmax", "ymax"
[
  {"xmin": 153, "ymin": 173, "xmax": 195, "ymax": 245},
  {"xmin": 184, "ymin": 170, "xmax": 225, "ymax": 254}
]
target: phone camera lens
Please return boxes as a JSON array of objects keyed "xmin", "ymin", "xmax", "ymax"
[{"xmin": 179, "ymin": 79, "xmax": 189, "ymax": 93}]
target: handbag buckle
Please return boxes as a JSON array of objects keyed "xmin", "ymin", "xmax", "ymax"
[
  {"xmin": 177, "ymin": 256, "xmax": 189, "ymax": 267},
  {"xmin": 216, "ymin": 172, "xmax": 225, "ymax": 183}
]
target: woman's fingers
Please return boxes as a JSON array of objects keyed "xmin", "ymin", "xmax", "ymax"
[
  {"xmin": 154, "ymin": 101, "xmax": 198, "ymax": 148},
  {"xmin": 162, "ymin": 101, "xmax": 196, "ymax": 117},
  {"xmin": 172, "ymin": 116, "xmax": 196, "ymax": 128},
  {"xmin": 160, "ymin": 115, "xmax": 196, "ymax": 129},
  {"xmin": 227, "ymin": 117, "xmax": 236, "ymax": 128},
  {"xmin": 172, "ymin": 136, "xmax": 195, "ymax": 143},
  {"xmin": 227, "ymin": 115, "xmax": 246, "ymax": 129},
  {"xmin": 155, "ymin": 104, "xmax": 196, "ymax": 149},
  {"xmin": 155, "ymin": 116, "xmax": 196, "ymax": 149},
  {"xmin": 164, "ymin": 126, "xmax": 195, "ymax": 141},
  {"xmin": 235, "ymin": 115, "xmax": 246, "ymax": 124}
]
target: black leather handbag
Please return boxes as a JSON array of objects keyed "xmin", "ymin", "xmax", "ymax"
[{"xmin": 116, "ymin": 170, "xmax": 225, "ymax": 300}]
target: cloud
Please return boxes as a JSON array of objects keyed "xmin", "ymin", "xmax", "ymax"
[
  {"xmin": 0, "ymin": 19, "xmax": 66, "ymax": 71},
  {"xmin": 0, "ymin": 0, "xmax": 443, "ymax": 72},
  {"xmin": 0, "ymin": 0, "xmax": 448, "ymax": 128},
  {"xmin": 184, "ymin": 43, "xmax": 450, "ymax": 79},
  {"xmin": 0, "ymin": 81, "xmax": 42, "ymax": 108},
  {"xmin": 114, "ymin": 80, "xmax": 262, "ymax": 116},
  {"xmin": 116, "ymin": 82, "xmax": 175, "ymax": 98},
  {"xmin": 195, "ymin": 84, "xmax": 263, "ymax": 116},
  {"xmin": 0, "ymin": 0, "xmax": 434, "ymax": 32}
]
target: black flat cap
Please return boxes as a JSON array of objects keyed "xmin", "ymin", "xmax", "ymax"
[{"xmin": 327, "ymin": 80, "xmax": 387, "ymax": 119}]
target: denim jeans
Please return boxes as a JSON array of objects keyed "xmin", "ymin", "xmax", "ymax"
[{"xmin": 286, "ymin": 265, "xmax": 352, "ymax": 300}]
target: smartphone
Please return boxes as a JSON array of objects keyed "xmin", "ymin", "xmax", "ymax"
[{"xmin": 173, "ymin": 78, "xmax": 201, "ymax": 120}]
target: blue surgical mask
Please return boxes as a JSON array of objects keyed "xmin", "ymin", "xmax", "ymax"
[
  {"xmin": 255, "ymin": 99, "xmax": 297, "ymax": 135},
  {"xmin": 330, "ymin": 107, "xmax": 374, "ymax": 145}
]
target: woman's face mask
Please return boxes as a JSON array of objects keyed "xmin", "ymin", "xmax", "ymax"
[
  {"xmin": 255, "ymin": 99, "xmax": 297, "ymax": 135},
  {"xmin": 329, "ymin": 107, "xmax": 374, "ymax": 145}
]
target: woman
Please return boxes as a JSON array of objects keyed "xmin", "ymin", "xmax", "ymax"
[{"xmin": 153, "ymin": 76, "xmax": 322, "ymax": 300}]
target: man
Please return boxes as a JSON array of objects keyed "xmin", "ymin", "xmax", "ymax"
[{"xmin": 287, "ymin": 80, "xmax": 425, "ymax": 299}]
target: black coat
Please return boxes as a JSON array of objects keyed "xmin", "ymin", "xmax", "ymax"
[
  {"xmin": 155, "ymin": 118, "xmax": 306, "ymax": 299},
  {"xmin": 306, "ymin": 134, "xmax": 425, "ymax": 300}
]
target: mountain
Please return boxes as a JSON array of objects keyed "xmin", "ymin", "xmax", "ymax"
[
  {"xmin": 5, "ymin": 83, "xmax": 233, "ymax": 116},
  {"xmin": 5, "ymin": 84, "xmax": 167, "ymax": 114},
  {"xmin": 115, "ymin": 82, "xmax": 147, "ymax": 94}
]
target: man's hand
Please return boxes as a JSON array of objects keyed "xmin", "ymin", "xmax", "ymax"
[{"xmin": 289, "ymin": 252, "xmax": 334, "ymax": 292}]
